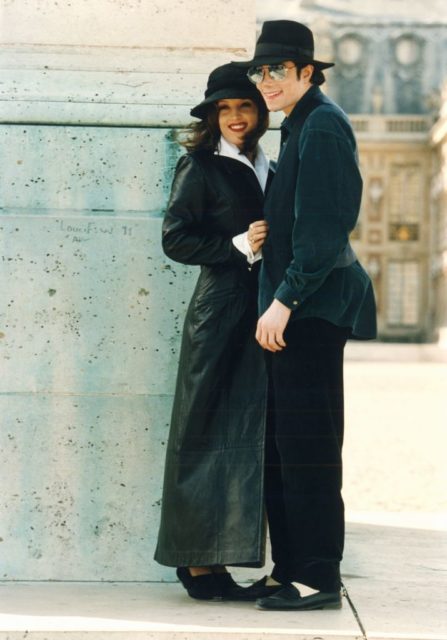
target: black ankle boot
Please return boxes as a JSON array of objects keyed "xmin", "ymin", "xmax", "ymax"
[{"xmin": 176, "ymin": 567, "xmax": 222, "ymax": 600}]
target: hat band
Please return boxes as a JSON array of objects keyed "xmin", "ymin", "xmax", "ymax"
[
  {"xmin": 204, "ymin": 80, "xmax": 254, "ymax": 99},
  {"xmin": 254, "ymin": 42, "xmax": 314, "ymax": 60}
]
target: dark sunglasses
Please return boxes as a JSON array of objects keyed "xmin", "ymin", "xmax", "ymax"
[{"xmin": 247, "ymin": 64, "xmax": 296, "ymax": 84}]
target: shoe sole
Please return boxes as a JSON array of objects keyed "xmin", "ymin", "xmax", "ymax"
[
  {"xmin": 223, "ymin": 588, "xmax": 284, "ymax": 602},
  {"xmin": 222, "ymin": 591, "xmax": 281, "ymax": 602},
  {"xmin": 188, "ymin": 594, "xmax": 223, "ymax": 601},
  {"xmin": 222, "ymin": 595, "xmax": 258, "ymax": 602},
  {"xmin": 255, "ymin": 600, "xmax": 342, "ymax": 611}
]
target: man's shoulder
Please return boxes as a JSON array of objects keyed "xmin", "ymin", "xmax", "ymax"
[
  {"xmin": 307, "ymin": 101, "xmax": 349, "ymax": 128},
  {"xmin": 303, "ymin": 98, "xmax": 354, "ymax": 141}
]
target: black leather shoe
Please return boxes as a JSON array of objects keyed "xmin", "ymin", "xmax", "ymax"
[
  {"xmin": 256, "ymin": 584, "xmax": 342, "ymax": 610},
  {"xmin": 213, "ymin": 572, "xmax": 247, "ymax": 600},
  {"xmin": 176, "ymin": 567, "xmax": 222, "ymax": 600},
  {"xmin": 223, "ymin": 575, "xmax": 286, "ymax": 602}
]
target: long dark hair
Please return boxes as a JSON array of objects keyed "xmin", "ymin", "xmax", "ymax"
[{"xmin": 179, "ymin": 95, "xmax": 269, "ymax": 156}]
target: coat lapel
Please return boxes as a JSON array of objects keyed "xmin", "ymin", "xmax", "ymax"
[{"xmin": 216, "ymin": 155, "xmax": 265, "ymax": 206}]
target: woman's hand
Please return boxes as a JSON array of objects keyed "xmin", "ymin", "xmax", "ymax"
[{"xmin": 247, "ymin": 220, "xmax": 269, "ymax": 254}]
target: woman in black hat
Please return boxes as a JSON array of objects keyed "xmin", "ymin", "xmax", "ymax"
[{"xmin": 154, "ymin": 63, "xmax": 271, "ymax": 600}]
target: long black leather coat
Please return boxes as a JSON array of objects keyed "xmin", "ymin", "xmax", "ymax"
[{"xmin": 154, "ymin": 150, "xmax": 268, "ymax": 568}]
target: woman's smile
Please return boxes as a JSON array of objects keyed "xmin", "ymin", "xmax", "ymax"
[
  {"xmin": 228, "ymin": 122, "xmax": 248, "ymax": 132},
  {"xmin": 217, "ymin": 98, "xmax": 259, "ymax": 148}
]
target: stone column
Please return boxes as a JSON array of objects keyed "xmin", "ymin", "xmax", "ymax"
[{"xmin": 0, "ymin": 0, "xmax": 256, "ymax": 580}]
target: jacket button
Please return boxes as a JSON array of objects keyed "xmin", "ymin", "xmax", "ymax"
[{"xmin": 293, "ymin": 300, "xmax": 298, "ymax": 306}]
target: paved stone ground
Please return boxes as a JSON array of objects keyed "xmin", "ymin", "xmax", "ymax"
[
  {"xmin": 343, "ymin": 343, "xmax": 447, "ymax": 515},
  {"xmin": 2, "ymin": 525, "xmax": 447, "ymax": 640},
  {"xmin": 0, "ymin": 344, "xmax": 446, "ymax": 640}
]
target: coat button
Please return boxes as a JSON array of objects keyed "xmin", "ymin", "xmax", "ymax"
[{"xmin": 293, "ymin": 300, "xmax": 298, "ymax": 306}]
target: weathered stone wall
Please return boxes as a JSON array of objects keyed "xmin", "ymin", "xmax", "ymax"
[{"xmin": 0, "ymin": 0, "xmax": 264, "ymax": 581}]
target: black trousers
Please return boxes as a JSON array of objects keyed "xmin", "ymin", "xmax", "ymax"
[{"xmin": 264, "ymin": 318, "xmax": 350, "ymax": 592}]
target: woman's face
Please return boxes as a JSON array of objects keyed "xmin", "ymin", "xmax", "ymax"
[{"xmin": 216, "ymin": 98, "xmax": 259, "ymax": 149}]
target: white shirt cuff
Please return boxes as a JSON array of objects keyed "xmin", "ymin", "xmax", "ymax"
[{"xmin": 232, "ymin": 231, "xmax": 262, "ymax": 265}]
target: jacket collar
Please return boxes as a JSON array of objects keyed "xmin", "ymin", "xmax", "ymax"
[
  {"xmin": 281, "ymin": 84, "xmax": 325, "ymax": 135},
  {"xmin": 215, "ymin": 136, "xmax": 270, "ymax": 193}
]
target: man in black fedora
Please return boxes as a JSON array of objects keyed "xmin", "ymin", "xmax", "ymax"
[{"xmin": 236, "ymin": 20, "xmax": 377, "ymax": 611}]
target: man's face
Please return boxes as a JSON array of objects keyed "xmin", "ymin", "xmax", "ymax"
[{"xmin": 256, "ymin": 61, "xmax": 314, "ymax": 115}]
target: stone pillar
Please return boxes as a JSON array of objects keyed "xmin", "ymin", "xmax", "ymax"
[{"xmin": 0, "ymin": 0, "xmax": 256, "ymax": 580}]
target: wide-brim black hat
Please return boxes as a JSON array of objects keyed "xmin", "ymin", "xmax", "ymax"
[
  {"xmin": 233, "ymin": 20, "xmax": 334, "ymax": 70},
  {"xmin": 190, "ymin": 62, "xmax": 261, "ymax": 120}
]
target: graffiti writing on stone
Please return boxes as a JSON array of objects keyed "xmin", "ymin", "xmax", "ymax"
[{"xmin": 58, "ymin": 220, "xmax": 134, "ymax": 243}]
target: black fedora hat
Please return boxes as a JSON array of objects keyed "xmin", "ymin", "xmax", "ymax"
[
  {"xmin": 190, "ymin": 63, "xmax": 261, "ymax": 120},
  {"xmin": 234, "ymin": 20, "xmax": 334, "ymax": 70}
]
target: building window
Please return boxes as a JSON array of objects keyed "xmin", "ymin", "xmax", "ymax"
[
  {"xmin": 350, "ymin": 222, "xmax": 361, "ymax": 240},
  {"xmin": 389, "ymin": 223, "xmax": 419, "ymax": 241},
  {"xmin": 337, "ymin": 34, "xmax": 364, "ymax": 66},
  {"xmin": 388, "ymin": 164, "xmax": 422, "ymax": 241},
  {"xmin": 394, "ymin": 36, "xmax": 422, "ymax": 66},
  {"xmin": 387, "ymin": 261, "xmax": 419, "ymax": 326}
]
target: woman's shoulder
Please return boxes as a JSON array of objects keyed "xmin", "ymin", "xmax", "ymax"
[
  {"xmin": 180, "ymin": 149, "xmax": 214, "ymax": 164},
  {"xmin": 169, "ymin": 150, "xmax": 220, "ymax": 201},
  {"xmin": 174, "ymin": 149, "xmax": 216, "ymax": 176}
]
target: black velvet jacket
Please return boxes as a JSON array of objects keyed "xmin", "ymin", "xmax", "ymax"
[{"xmin": 260, "ymin": 85, "xmax": 377, "ymax": 339}]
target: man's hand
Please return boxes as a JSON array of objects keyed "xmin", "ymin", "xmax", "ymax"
[{"xmin": 256, "ymin": 299, "xmax": 292, "ymax": 352}]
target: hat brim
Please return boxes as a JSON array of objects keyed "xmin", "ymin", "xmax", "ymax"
[
  {"xmin": 233, "ymin": 55, "xmax": 334, "ymax": 70},
  {"xmin": 190, "ymin": 86, "xmax": 260, "ymax": 120}
]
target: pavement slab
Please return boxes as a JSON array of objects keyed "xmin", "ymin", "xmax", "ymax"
[
  {"xmin": 343, "ymin": 523, "xmax": 447, "ymax": 640},
  {"xmin": 0, "ymin": 581, "xmax": 361, "ymax": 640},
  {"xmin": 1, "ymin": 345, "xmax": 447, "ymax": 639},
  {"xmin": 1, "ymin": 521, "xmax": 446, "ymax": 640}
]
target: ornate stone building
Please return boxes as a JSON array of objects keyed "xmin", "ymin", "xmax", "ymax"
[
  {"xmin": 430, "ymin": 84, "xmax": 447, "ymax": 346},
  {"xmin": 257, "ymin": 0, "xmax": 447, "ymax": 341}
]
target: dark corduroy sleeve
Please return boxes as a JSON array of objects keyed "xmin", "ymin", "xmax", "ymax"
[{"xmin": 274, "ymin": 120, "xmax": 362, "ymax": 309}]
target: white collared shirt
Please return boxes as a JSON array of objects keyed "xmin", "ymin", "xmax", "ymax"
[
  {"xmin": 216, "ymin": 136, "xmax": 269, "ymax": 192},
  {"xmin": 215, "ymin": 136, "xmax": 268, "ymax": 264}
]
